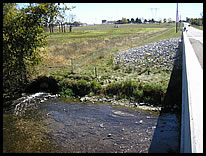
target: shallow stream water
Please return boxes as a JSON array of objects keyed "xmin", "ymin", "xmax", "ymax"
[{"xmin": 3, "ymin": 93, "xmax": 179, "ymax": 153}]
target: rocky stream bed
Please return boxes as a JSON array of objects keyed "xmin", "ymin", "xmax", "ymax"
[{"xmin": 3, "ymin": 92, "xmax": 180, "ymax": 153}]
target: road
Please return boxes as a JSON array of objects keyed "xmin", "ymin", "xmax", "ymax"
[{"xmin": 184, "ymin": 22, "xmax": 203, "ymax": 69}]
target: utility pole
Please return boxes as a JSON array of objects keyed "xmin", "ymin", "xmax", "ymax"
[
  {"xmin": 176, "ymin": 3, "xmax": 179, "ymax": 33},
  {"xmin": 179, "ymin": 14, "xmax": 181, "ymax": 31}
]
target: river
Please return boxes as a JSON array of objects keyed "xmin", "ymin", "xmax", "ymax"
[{"xmin": 3, "ymin": 93, "xmax": 179, "ymax": 153}]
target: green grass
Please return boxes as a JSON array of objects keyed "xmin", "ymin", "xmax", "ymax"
[{"xmin": 46, "ymin": 25, "xmax": 165, "ymax": 46}]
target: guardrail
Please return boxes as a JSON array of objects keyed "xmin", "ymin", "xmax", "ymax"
[{"xmin": 180, "ymin": 31, "xmax": 203, "ymax": 153}]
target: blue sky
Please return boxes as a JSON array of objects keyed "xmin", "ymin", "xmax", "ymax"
[{"xmin": 17, "ymin": 3, "xmax": 203, "ymax": 24}]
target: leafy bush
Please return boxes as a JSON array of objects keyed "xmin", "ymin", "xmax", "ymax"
[
  {"xmin": 89, "ymin": 92, "xmax": 94, "ymax": 97},
  {"xmin": 60, "ymin": 87, "xmax": 74, "ymax": 97},
  {"xmin": 104, "ymin": 79, "xmax": 140, "ymax": 99},
  {"xmin": 58, "ymin": 79, "xmax": 90, "ymax": 96},
  {"xmin": 142, "ymin": 83, "xmax": 165, "ymax": 105},
  {"xmin": 133, "ymin": 89, "xmax": 143, "ymax": 101},
  {"xmin": 3, "ymin": 3, "xmax": 47, "ymax": 93},
  {"xmin": 73, "ymin": 80, "xmax": 90, "ymax": 96},
  {"xmin": 90, "ymin": 80, "xmax": 102, "ymax": 94},
  {"xmin": 58, "ymin": 78, "xmax": 74, "ymax": 88},
  {"xmin": 58, "ymin": 76, "xmax": 166, "ymax": 106},
  {"xmin": 104, "ymin": 81, "xmax": 122, "ymax": 96},
  {"xmin": 121, "ymin": 79, "xmax": 137, "ymax": 97}
]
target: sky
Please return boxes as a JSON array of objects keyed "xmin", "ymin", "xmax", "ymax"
[{"xmin": 17, "ymin": 3, "xmax": 203, "ymax": 24}]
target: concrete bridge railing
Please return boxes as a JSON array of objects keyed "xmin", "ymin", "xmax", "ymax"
[{"xmin": 180, "ymin": 31, "xmax": 203, "ymax": 153}]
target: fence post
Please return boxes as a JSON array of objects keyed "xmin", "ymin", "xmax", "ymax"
[
  {"xmin": 94, "ymin": 66, "xmax": 97, "ymax": 78},
  {"xmin": 71, "ymin": 58, "xmax": 74, "ymax": 74}
]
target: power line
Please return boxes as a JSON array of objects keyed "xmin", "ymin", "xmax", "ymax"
[{"xmin": 150, "ymin": 8, "xmax": 159, "ymax": 21}]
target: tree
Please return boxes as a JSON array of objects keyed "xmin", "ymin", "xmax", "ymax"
[
  {"xmin": 135, "ymin": 17, "xmax": 139, "ymax": 23},
  {"xmin": 200, "ymin": 12, "xmax": 203, "ymax": 24},
  {"xmin": 167, "ymin": 17, "xmax": 172, "ymax": 23},
  {"xmin": 138, "ymin": 18, "xmax": 142, "ymax": 23},
  {"xmin": 69, "ymin": 13, "xmax": 76, "ymax": 24},
  {"xmin": 158, "ymin": 18, "xmax": 162, "ymax": 24},
  {"xmin": 25, "ymin": 3, "xmax": 58, "ymax": 33},
  {"xmin": 121, "ymin": 17, "xmax": 128, "ymax": 24},
  {"xmin": 144, "ymin": 19, "xmax": 147, "ymax": 23},
  {"xmin": 29, "ymin": 3, "xmax": 75, "ymax": 33},
  {"xmin": 3, "ymin": 3, "xmax": 59, "ymax": 99},
  {"xmin": 186, "ymin": 17, "xmax": 190, "ymax": 22},
  {"xmin": 131, "ymin": 18, "xmax": 134, "ymax": 23},
  {"xmin": 163, "ymin": 18, "xmax": 167, "ymax": 23},
  {"xmin": 3, "ymin": 3, "xmax": 47, "ymax": 83},
  {"xmin": 57, "ymin": 5, "xmax": 76, "ymax": 33},
  {"xmin": 151, "ymin": 18, "xmax": 155, "ymax": 23}
]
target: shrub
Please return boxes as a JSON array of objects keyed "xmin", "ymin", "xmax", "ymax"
[
  {"xmin": 58, "ymin": 79, "xmax": 90, "ymax": 97},
  {"xmin": 142, "ymin": 83, "xmax": 165, "ymax": 105},
  {"xmin": 133, "ymin": 89, "xmax": 143, "ymax": 102},
  {"xmin": 60, "ymin": 87, "xmax": 74, "ymax": 97},
  {"xmin": 121, "ymin": 79, "xmax": 136, "ymax": 96},
  {"xmin": 58, "ymin": 78, "xmax": 74, "ymax": 88},
  {"xmin": 104, "ymin": 79, "xmax": 141, "ymax": 100},
  {"xmin": 73, "ymin": 80, "xmax": 90, "ymax": 96},
  {"xmin": 89, "ymin": 92, "xmax": 94, "ymax": 97},
  {"xmin": 104, "ymin": 81, "xmax": 121, "ymax": 97},
  {"xmin": 90, "ymin": 80, "xmax": 102, "ymax": 94}
]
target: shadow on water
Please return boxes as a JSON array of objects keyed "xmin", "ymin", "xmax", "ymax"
[{"xmin": 148, "ymin": 37, "xmax": 183, "ymax": 153}]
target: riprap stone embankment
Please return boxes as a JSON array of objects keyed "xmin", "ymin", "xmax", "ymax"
[{"xmin": 114, "ymin": 38, "xmax": 181, "ymax": 70}]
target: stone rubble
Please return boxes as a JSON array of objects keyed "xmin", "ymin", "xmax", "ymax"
[
  {"xmin": 80, "ymin": 95, "xmax": 161, "ymax": 112},
  {"xmin": 114, "ymin": 38, "xmax": 181, "ymax": 71}
]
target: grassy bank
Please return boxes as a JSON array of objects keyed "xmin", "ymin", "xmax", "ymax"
[{"xmin": 32, "ymin": 23, "xmax": 182, "ymax": 106}]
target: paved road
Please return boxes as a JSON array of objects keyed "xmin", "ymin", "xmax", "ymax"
[{"xmin": 184, "ymin": 22, "xmax": 203, "ymax": 69}]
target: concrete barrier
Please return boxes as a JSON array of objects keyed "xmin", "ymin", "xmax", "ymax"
[{"xmin": 180, "ymin": 31, "xmax": 203, "ymax": 153}]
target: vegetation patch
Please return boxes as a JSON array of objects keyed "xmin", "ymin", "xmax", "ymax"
[{"xmin": 58, "ymin": 76, "xmax": 167, "ymax": 106}]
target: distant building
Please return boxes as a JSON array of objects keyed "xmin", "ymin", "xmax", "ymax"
[
  {"xmin": 82, "ymin": 23, "xmax": 88, "ymax": 26},
  {"xmin": 102, "ymin": 20, "xmax": 115, "ymax": 24},
  {"xmin": 102, "ymin": 20, "xmax": 107, "ymax": 24},
  {"xmin": 107, "ymin": 21, "xmax": 115, "ymax": 24}
]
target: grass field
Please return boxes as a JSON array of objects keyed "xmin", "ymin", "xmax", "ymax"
[
  {"xmin": 38, "ymin": 23, "xmax": 181, "ymax": 75},
  {"xmin": 34, "ymin": 23, "xmax": 182, "ymax": 105}
]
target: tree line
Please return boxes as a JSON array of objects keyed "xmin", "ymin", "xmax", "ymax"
[
  {"xmin": 185, "ymin": 12, "xmax": 203, "ymax": 26},
  {"xmin": 187, "ymin": 18, "xmax": 203, "ymax": 26},
  {"xmin": 114, "ymin": 17, "xmax": 175, "ymax": 24}
]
